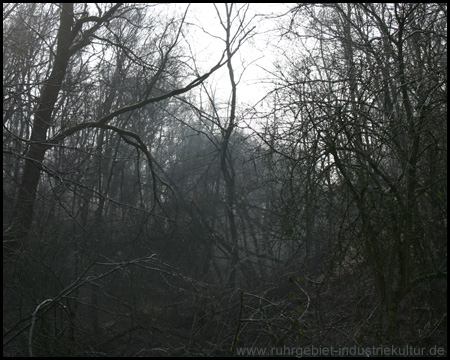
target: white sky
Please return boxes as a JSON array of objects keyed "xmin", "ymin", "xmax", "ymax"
[{"xmin": 173, "ymin": 3, "xmax": 292, "ymax": 111}]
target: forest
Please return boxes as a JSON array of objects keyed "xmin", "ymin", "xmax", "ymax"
[{"xmin": 3, "ymin": 3, "xmax": 447, "ymax": 357}]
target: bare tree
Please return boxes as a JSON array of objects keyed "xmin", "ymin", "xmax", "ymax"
[
  {"xmin": 255, "ymin": 2, "xmax": 447, "ymax": 346},
  {"xmin": 4, "ymin": 3, "xmax": 230, "ymax": 247}
]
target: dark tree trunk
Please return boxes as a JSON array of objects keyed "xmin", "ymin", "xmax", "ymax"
[{"xmin": 5, "ymin": 4, "xmax": 74, "ymax": 243}]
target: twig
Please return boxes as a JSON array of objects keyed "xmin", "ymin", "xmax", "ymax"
[
  {"xmin": 230, "ymin": 290, "xmax": 244, "ymax": 355},
  {"xmin": 29, "ymin": 299, "xmax": 53, "ymax": 357}
]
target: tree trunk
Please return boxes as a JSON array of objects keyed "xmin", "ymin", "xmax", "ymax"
[
  {"xmin": 5, "ymin": 4, "xmax": 75, "ymax": 245},
  {"xmin": 5, "ymin": 4, "xmax": 75, "ymax": 244},
  {"xmin": 221, "ymin": 4, "xmax": 239, "ymax": 286}
]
